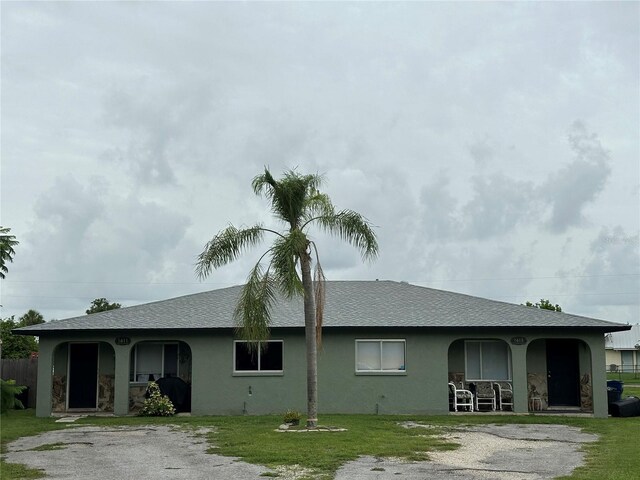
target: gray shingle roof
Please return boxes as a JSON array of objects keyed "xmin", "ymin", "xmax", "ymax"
[{"xmin": 15, "ymin": 280, "xmax": 630, "ymax": 335}]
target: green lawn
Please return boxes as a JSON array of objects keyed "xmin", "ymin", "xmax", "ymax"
[
  {"xmin": 2, "ymin": 410, "xmax": 640, "ymax": 480},
  {"xmin": 623, "ymin": 385, "xmax": 640, "ymax": 398},
  {"xmin": 606, "ymin": 371, "xmax": 640, "ymax": 383},
  {"xmin": 0, "ymin": 410, "xmax": 67, "ymax": 479}
]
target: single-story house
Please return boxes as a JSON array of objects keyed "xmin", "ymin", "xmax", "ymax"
[
  {"xmin": 605, "ymin": 323, "xmax": 639, "ymax": 373},
  {"xmin": 15, "ymin": 280, "xmax": 630, "ymax": 418}
]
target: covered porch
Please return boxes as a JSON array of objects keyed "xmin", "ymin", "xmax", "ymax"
[
  {"xmin": 447, "ymin": 333, "xmax": 601, "ymax": 415},
  {"xmin": 41, "ymin": 336, "xmax": 193, "ymax": 416}
]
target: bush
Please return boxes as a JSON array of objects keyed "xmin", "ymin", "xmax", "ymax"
[
  {"xmin": 282, "ymin": 409, "xmax": 301, "ymax": 425},
  {"xmin": 139, "ymin": 381, "xmax": 175, "ymax": 417},
  {"xmin": 1, "ymin": 379, "xmax": 25, "ymax": 413}
]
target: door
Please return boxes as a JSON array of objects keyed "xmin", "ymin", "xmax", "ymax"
[
  {"xmin": 546, "ymin": 339, "xmax": 580, "ymax": 406},
  {"xmin": 68, "ymin": 343, "xmax": 99, "ymax": 409}
]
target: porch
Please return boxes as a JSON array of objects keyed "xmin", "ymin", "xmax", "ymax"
[
  {"xmin": 448, "ymin": 337, "xmax": 595, "ymax": 414},
  {"xmin": 49, "ymin": 340, "xmax": 192, "ymax": 414}
]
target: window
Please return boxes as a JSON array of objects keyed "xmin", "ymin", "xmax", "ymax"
[
  {"xmin": 130, "ymin": 343, "xmax": 179, "ymax": 382},
  {"xmin": 465, "ymin": 340, "xmax": 511, "ymax": 381},
  {"xmin": 234, "ymin": 340, "xmax": 283, "ymax": 373},
  {"xmin": 356, "ymin": 340, "xmax": 406, "ymax": 373}
]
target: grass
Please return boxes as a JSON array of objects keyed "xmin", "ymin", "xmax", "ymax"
[
  {"xmin": 28, "ymin": 442, "xmax": 68, "ymax": 452},
  {"xmin": 606, "ymin": 372, "xmax": 640, "ymax": 383},
  {"xmin": 2, "ymin": 410, "xmax": 640, "ymax": 479},
  {"xmin": 0, "ymin": 409, "xmax": 67, "ymax": 479}
]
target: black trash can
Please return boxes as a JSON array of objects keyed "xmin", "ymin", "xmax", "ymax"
[{"xmin": 607, "ymin": 387, "xmax": 621, "ymax": 404}]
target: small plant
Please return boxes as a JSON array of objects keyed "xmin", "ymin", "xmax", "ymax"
[
  {"xmin": 1, "ymin": 379, "xmax": 25, "ymax": 414},
  {"xmin": 139, "ymin": 381, "xmax": 175, "ymax": 417},
  {"xmin": 282, "ymin": 409, "xmax": 301, "ymax": 425}
]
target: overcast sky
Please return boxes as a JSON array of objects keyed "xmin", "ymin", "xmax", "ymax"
[{"xmin": 1, "ymin": 1, "xmax": 638, "ymax": 324}]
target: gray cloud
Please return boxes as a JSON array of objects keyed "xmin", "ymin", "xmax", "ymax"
[
  {"xmin": 8, "ymin": 176, "xmax": 192, "ymax": 317},
  {"xmin": 1, "ymin": 2, "xmax": 637, "ymax": 324},
  {"xmin": 540, "ymin": 122, "xmax": 611, "ymax": 232},
  {"xmin": 100, "ymin": 78, "xmax": 218, "ymax": 186},
  {"xmin": 578, "ymin": 228, "xmax": 640, "ymax": 307},
  {"xmin": 418, "ymin": 173, "xmax": 461, "ymax": 242},
  {"xmin": 461, "ymin": 175, "xmax": 536, "ymax": 240}
]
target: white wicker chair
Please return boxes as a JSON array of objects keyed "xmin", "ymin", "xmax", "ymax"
[
  {"xmin": 448, "ymin": 382, "xmax": 474, "ymax": 412},
  {"xmin": 493, "ymin": 381, "xmax": 513, "ymax": 411},
  {"xmin": 472, "ymin": 381, "xmax": 496, "ymax": 411}
]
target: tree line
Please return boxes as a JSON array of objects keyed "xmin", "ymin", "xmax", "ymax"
[{"xmin": 1, "ymin": 299, "xmax": 122, "ymax": 359}]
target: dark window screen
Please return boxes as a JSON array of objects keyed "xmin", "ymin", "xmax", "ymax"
[
  {"xmin": 235, "ymin": 342, "xmax": 259, "ymax": 371},
  {"xmin": 260, "ymin": 342, "xmax": 283, "ymax": 371}
]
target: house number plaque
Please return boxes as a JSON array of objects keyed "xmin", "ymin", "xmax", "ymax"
[
  {"xmin": 510, "ymin": 336, "xmax": 527, "ymax": 345},
  {"xmin": 115, "ymin": 336, "xmax": 131, "ymax": 345}
]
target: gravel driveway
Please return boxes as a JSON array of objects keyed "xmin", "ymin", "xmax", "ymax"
[{"xmin": 4, "ymin": 422, "xmax": 598, "ymax": 479}]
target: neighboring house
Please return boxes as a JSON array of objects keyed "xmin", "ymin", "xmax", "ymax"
[
  {"xmin": 15, "ymin": 281, "xmax": 630, "ymax": 418},
  {"xmin": 605, "ymin": 324, "xmax": 640, "ymax": 373}
]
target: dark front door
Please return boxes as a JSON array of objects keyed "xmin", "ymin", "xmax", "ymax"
[
  {"xmin": 68, "ymin": 343, "xmax": 98, "ymax": 409},
  {"xmin": 546, "ymin": 339, "xmax": 580, "ymax": 406}
]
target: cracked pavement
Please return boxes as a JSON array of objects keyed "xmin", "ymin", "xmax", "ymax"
[{"xmin": 4, "ymin": 423, "xmax": 598, "ymax": 479}]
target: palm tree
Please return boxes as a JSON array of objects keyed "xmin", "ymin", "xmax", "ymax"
[
  {"xmin": 196, "ymin": 169, "xmax": 378, "ymax": 427},
  {"xmin": 19, "ymin": 309, "xmax": 45, "ymax": 326},
  {"xmin": 0, "ymin": 226, "xmax": 19, "ymax": 279}
]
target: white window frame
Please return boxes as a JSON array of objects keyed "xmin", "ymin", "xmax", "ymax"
[
  {"xmin": 355, "ymin": 339, "xmax": 406, "ymax": 375},
  {"xmin": 233, "ymin": 340, "xmax": 284, "ymax": 376},
  {"xmin": 130, "ymin": 342, "xmax": 179, "ymax": 384},
  {"xmin": 464, "ymin": 340, "xmax": 512, "ymax": 382}
]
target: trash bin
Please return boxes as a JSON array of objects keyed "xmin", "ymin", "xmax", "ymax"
[
  {"xmin": 607, "ymin": 387, "xmax": 621, "ymax": 404},
  {"xmin": 607, "ymin": 380, "xmax": 624, "ymax": 395}
]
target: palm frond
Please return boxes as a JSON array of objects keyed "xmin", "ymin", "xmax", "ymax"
[
  {"xmin": 303, "ymin": 192, "xmax": 335, "ymax": 222},
  {"xmin": 253, "ymin": 168, "xmax": 325, "ymax": 227},
  {"xmin": 270, "ymin": 231, "xmax": 307, "ymax": 298},
  {"xmin": 312, "ymin": 242, "xmax": 326, "ymax": 350},
  {"xmin": 0, "ymin": 226, "xmax": 19, "ymax": 280},
  {"xmin": 195, "ymin": 225, "xmax": 265, "ymax": 279},
  {"xmin": 314, "ymin": 210, "xmax": 379, "ymax": 260},
  {"xmin": 234, "ymin": 263, "xmax": 277, "ymax": 351}
]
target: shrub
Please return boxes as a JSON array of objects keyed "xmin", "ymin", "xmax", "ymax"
[
  {"xmin": 1, "ymin": 379, "xmax": 25, "ymax": 413},
  {"xmin": 139, "ymin": 381, "xmax": 175, "ymax": 417},
  {"xmin": 282, "ymin": 409, "xmax": 301, "ymax": 425}
]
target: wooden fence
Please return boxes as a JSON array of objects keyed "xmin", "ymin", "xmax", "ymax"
[{"xmin": 1, "ymin": 357, "xmax": 38, "ymax": 409}]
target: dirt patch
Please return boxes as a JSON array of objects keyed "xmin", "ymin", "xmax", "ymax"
[{"xmin": 334, "ymin": 423, "xmax": 598, "ymax": 479}]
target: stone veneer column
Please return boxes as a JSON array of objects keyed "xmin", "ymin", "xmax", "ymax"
[
  {"xmin": 113, "ymin": 343, "xmax": 131, "ymax": 415},
  {"xmin": 586, "ymin": 335, "xmax": 608, "ymax": 418}
]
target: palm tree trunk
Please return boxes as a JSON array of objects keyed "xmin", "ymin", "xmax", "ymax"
[{"xmin": 300, "ymin": 250, "xmax": 318, "ymax": 428}]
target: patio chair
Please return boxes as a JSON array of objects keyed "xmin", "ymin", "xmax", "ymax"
[
  {"xmin": 471, "ymin": 381, "xmax": 496, "ymax": 411},
  {"xmin": 448, "ymin": 382, "xmax": 474, "ymax": 412},
  {"xmin": 492, "ymin": 381, "xmax": 513, "ymax": 411}
]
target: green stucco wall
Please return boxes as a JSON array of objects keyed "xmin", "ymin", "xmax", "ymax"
[{"xmin": 35, "ymin": 328, "xmax": 610, "ymax": 418}]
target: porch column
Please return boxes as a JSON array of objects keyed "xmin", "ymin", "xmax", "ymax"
[
  {"xmin": 510, "ymin": 343, "xmax": 528, "ymax": 413},
  {"xmin": 113, "ymin": 344, "xmax": 131, "ymax": 415},
  {"xmin": 35, "ymin": 338, "xmax": 55, "ymax": 417},
  {"xmin": 587, "ymin": 336, "xmax": 608, "ymax": 418}
]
